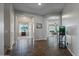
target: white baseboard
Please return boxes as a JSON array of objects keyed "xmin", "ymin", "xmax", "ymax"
[
  {"xmin": 35, "ymin": 38, "xmax": 47, "ymax": 40},
  {"xmin": 67, "ymin": 47, "xmax": 75, "ymax": 56}
]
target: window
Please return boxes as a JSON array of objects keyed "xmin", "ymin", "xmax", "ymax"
[
  {"xmin": 19, "ymin": 23, "xmax": 29, "ymax": 32},
  {"xmin": 48, "ymin": 24, "xmax": 56, "ymax": 32}
]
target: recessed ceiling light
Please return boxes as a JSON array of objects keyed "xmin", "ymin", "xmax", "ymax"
[{"xmin": 38, "ymin": 3, "xmax": 42, "ymax": 6}]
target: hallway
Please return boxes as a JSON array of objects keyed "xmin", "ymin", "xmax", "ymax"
[
  {"xmin": 10, "ymin": 38, "xmax": 72, "ymax": 56},
  {"xmin": 1, "ymin": 3, "xmax": 79, "ymax": 56}
]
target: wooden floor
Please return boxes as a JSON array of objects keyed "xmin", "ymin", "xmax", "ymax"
[{"xmin": 9, "ymin": 38, "xmax": 72, "ymax": 56}]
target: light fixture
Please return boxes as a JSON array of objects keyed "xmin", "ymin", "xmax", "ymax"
[
  {"xmin": 47, "ymin": 16, "xmax": 59, "ymax": 19},
  {"xmin": 62, "ymin": 14, "xmax": 72, "ymax": 18},
  {"xmin": 38, "ymin": 3, "xmax": 42, "ymax": 6}
]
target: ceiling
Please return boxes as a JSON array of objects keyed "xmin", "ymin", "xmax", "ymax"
[{"xmin": 13, "ymin": 3, "xmax": 65, "ymax": 16}]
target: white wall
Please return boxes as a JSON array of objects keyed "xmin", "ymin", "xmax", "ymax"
[
  {"xmin": 34, "ymin": 16, "xmax": 45, "ymax": 40},
  {"xmin": 4, "ymin": 3, "xmax": 10, "ymax": 50},
  {"xmin": 10, "ymin": 4, "xmax": 15, "ymax": 49},
  {"xmin": 62, "ymin": 3, "xmax": 79, "ymax": 56},
  {"xmin": 0, "ymin": 4, "xmax": 4, "ymax": 55},
  {"xmin": 4, "ymin": 4, "xmax": 15, "ymax": 51}
]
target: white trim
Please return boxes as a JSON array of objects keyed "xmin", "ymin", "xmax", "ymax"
[
  {"xmin": 35, "ymin": 37, "xmax": 47, "ymax": 40},
  {"xmin": 67, "ymin": 47, "xmax": 75, "ymax": 56}
]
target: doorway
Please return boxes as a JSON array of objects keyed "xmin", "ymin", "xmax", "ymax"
[
  {"xmin": 47, "ymin": 20, "xmax": 59, "ymax": 47},
  {"xmin": 19, "ymin": 23, "xmax": 29, "ymax": 36},
  {"xmin": 15, "ymin": 15, "xmax": 34, "ymax": 40}
]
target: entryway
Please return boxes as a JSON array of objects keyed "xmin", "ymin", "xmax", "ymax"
[{"xmin": 15, "ymin": 15, "xmax": 34, "ymax": 40}]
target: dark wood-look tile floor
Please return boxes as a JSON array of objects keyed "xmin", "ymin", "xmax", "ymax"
[{"xmin": 10, "ymin": 38, "xmax": 72, "ymax": 56}]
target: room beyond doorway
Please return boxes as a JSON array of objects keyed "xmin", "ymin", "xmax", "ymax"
[{"xmin": 15, "ymin": 15, "xmax": 34, "ymax": 40}]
